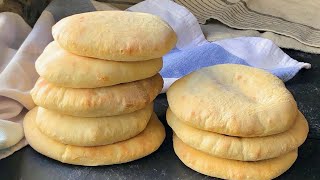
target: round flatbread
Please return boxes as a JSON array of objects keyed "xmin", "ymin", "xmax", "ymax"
[
  {"xmin": 36, "ymin": 104, "xmax": 153, "ymax": 146},
  {"xmin": 167, "ymin": 64, "xmax": 297, "ymax": 137},
  {"xmin": 52, "ymin": 11, "xmax": 177, "ymax": 61},
  {"xmin": 173, "ymin": 135, "xmax": 297, "ymax": 180},
  {"xmin": 36, "ymin": 42, "xmax": 163, "ymax": 88},
  {"xmin": 31, "ymin": 74, "xmax": 163, "ymax": 117},
  {"xmin": 167, "ymin": 108, "xmax": 308, "ymax": 161},
  {"xmin": 24, "ymin": 107, "xmax": 165, "ymax": 166}
]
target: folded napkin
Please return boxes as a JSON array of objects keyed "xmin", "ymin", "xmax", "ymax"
[
  {"xmin": 0, "ymin": 0, "xmax": 310, "ymax": 159},
  {"xmin": 0, "ymin": 12, "xmax": 34, "ymax": 158},
  {"xmin": 129, "ymin": 0, "xmax": 311, "ymax": 91},
  {"xmin": 174, "ymin": 0, "xmax": 320, "ymax": 54}
]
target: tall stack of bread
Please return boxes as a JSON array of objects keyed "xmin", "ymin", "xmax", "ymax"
[
  {"xmin": 24, "ymin": 11, "xmax": 177, "ymax": 166},
  {"xmin": 167, "ymin": 64, "xmax": 309, "ymax": 180}
]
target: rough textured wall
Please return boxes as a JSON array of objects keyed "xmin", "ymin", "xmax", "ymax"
[
  {"xmin": 0, "ymin": 0, "xmax": 51, "ymax": 26},
  {"xmin": 0, "ymin": 0, "xmax": 23, "ymax": 16},
  {"xmin": 96, "ymin": 0, "xmax": 142, "ymax": 10}
]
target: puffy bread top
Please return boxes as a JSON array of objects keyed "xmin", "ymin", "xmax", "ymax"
[
  {"xmin": 52, "ymin": 11, "xmax": 177, "ymax": 61},
  {"xmin": 167, "ymin": 64, "xmax": 298, "ymax": 137}
]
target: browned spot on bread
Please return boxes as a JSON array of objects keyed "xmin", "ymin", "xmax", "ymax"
[
  {"xmin": 79, "ymin": 16, "xmax": 85, "ymax": 22},
  {"xmin": 97, "ymin": 75, "xmax": 109, "ymax": 81}
]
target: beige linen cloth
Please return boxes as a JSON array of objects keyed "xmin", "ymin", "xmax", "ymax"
[{"xmin": 174, "ymin": 0, "xmax": 320, "ymax": 53}]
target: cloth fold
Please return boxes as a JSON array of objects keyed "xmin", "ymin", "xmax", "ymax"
[
  {"xmin": 174, "ymin": 0, "xmax": 320, "ymax": 53},
  {"xmin": 0, "ymin": 0, "xmax": 311, "ymax": 159},
  {"xmin": 0, "ymin": 10, "xmax": 55, "ymax": 158},
  {"xmin": 201, "ymin": 21, "xmax": 320, "ymax": 54}
]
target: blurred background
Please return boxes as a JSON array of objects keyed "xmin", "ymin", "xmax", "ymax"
[{"xmin": 0, "ymin": 0, "xmax": 140, "ymax": 26}]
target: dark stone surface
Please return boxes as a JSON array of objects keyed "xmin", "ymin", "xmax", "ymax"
[
  {"xmin": 0, "ymin": 50, "xmax": 319, "ymax": 180},
  {"xmin": 283, "ymin": 49, "xmax": 320, "ymax": 139},
  {"xmin": 0, "ymin": 133, "xmax": 320, "ymax": 180}
]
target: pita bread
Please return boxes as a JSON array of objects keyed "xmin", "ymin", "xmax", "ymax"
[
  {"xmin": 36, "ymin": 104, "xmax": 153, "ymax": 146},
  {"xmin": 24, "ymin": 107, "xmax": 165, "ymax": 166},
  {"xmin": 168, "ymin": 108, "xmax": 308, "ymax": 161},
  {"xmin": 36, "ymin": 42, "xmax": 163, "ymax": 88},
  {"xmin": 31, "ymin": 74, "xmax": 163, "ymax": 117},
  {"xmin": 173, "ymin": 135, "xmax": 297, "ymax": 180},
  {"xmin": 52, "ymin": 11, "xmax": 177, "ymax": 61},
  {"xmin": 167, "ymin": 64, "xmax": 297, "ymax": 137}
]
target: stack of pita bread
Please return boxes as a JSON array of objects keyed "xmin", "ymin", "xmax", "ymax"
[
  {"xmin": 167, "ymin": 64, "xmax": 309, "ymax": 179},
  {"xmin": 23, "ymin": 11, "xmax": 177, "ymax": 166}
]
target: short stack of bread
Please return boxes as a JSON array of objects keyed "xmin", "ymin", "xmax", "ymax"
[
  {"xmin": 167, "ymin": 64, "xmax": 309, "ymax": 180},
  {"xmin": 24, "ymin": 11, "xmax": 177, "ymax": 166}
]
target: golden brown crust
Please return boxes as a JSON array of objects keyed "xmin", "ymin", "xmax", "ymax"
[
  {"xmin": 167, "ymin": 108, "xmax": 308, "ymax": 161},
  {"xmin": 31, "ymin": 74, "xmax": 163, "ymax": 117},
  {"xmin": 36, "ymin": 42, "xmax": 163, "ymax": 88},
  {"xmin": 167, "ymin": 64, "xmax": 297, "ymax": 137},
  {"xmin": 52, "ymin": 11, "xmax": 177, "ymax": 61},
  {"xmin": 36, "ymin": 104, "xmax": 153, "ymax": 146},
  {"xmin": 173, "ymin": 135, "xmax": 297, "ymax": 180},
  {"xmin": 24, "ymin": 108, "xmax": 166, "ymax": 166}
]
